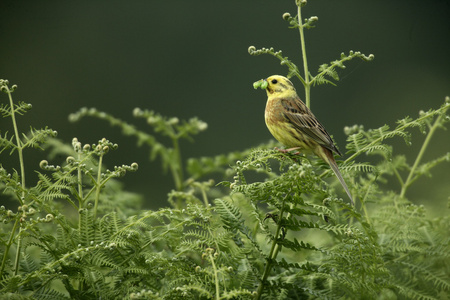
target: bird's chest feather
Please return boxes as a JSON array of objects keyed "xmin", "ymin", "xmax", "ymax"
[
  {"xmin": 264, "ymin": 100, "xmax": 284, "ymax": 123},
  {"xmin": 264, "ymin": 100, "xmax": 305, "ymax": 148}
]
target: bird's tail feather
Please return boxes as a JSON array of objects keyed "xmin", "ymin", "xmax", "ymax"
[{"xmin": 322, "ymin": 149, "xmax": 354, "ymax": 206}]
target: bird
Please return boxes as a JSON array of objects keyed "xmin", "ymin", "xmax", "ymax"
[{"xmin": 257, "ymin": 75, "xmax": 354, "ymax": 205}]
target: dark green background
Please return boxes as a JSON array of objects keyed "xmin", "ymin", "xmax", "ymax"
[{"xmin": 1, "ymin": 1, "xmax": 449, "ymax": 212}]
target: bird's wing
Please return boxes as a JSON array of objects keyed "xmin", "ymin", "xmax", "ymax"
[{"xmin": 280, "ymin": 97, "xmax": 342, "ymax": 156}]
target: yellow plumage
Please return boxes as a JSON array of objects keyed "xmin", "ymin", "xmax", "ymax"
[{"xmin": 260, "ymin": 75, "xmax": 354, "ymax": 205}]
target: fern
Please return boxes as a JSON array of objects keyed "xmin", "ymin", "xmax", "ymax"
[
  {"xmin": 313, "ymin": 51, "xmax": 374, "ymax": 87},
  {"xmin": 1, "ymin": 0, "xmax": 449, "ymax": 298},
  {"xmin": 69, "ymin": 107, "xmax": 207, "ymax": 194}
]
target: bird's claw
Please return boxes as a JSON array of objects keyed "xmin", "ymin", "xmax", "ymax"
[{"xmin": 274, "ymin": 147, "xmax": 301, "ymax": 155}]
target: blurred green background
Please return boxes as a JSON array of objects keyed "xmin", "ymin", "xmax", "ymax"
[{"xmin": 1, "ymin": 1, "xmax": 449, "ymax": 212}]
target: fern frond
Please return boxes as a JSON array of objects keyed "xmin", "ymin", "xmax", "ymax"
[
  {"xmin": 346, "ymin": 99, "xmax": 449, "ymax": 162},
  {"xmin": 282, "ymin": 217, "xmax": 320, "ymax": 231},
  {"xmin": 21, "ymin": 127, "xmax": 57, "ymax": 150},
  {"xmin": 186, "ymin": 143, "xmax": 274, "ymax": 179},
  {"xmin": 0, "ymin": 132, "xmax": 16, "ymax": 154},
  {"xmin": 123, "ymin": 266, "xmax": 150, "ymax": 275},
  {"xmin": 311, "ymin": 51, "xmax": 374, "ymax": 86},
  {"xmin": 248, "ymin": 46, "xmax": 302, "ymax": 85},
  {"xmin": 0, "ymin": 103, "xmax": 12, "ymax": 117},
  {"xmin": 319, "ymin": 223, "xmax": 352, "ymax": 235},
  {"xmin": 235, "ymin": 258, "xmax": 259, "ymax": 289},
  {"xmin": 0, "ymin": 101, "xmax": 32, "ymax": 118},
  {"xmin": 412, "ymin": 152, "xmax": 450, "ymax": 181},
  {"xmin": 220, "ymin": 289, "xmax": 253, "ymax": 299},
  {"xmin": 32, "ymin": 287, "xmax": 70, "ymax": 300},
  {"xmin": 277, "ymin": 238, "xmax": 321, "ymax": 252},
  {"xmin": 90, "ymin": 252, "xmax": 120, "ymax": 270},
  {"xmin": 180, "ymin": 229, "xmax": 220, "ymax": 251},
  {"xmin": 393, "ymin": 283, "xmax": 439, "ymax": 300},
  {"xmin": 175, "ymin": 283, "xmax": 213, "ymax": 299},
  {"xmin": 214, "ymin": 198, "xmax": 243, "ymax": 231},
  {"xmin": 20, "ymin": 253, "xmax": 39, "ymax": 273},
  {"xmin": 341, "ymin": 161, "xmax": 378, "ymax": 174},
  {"xmin": 79, "ymin": 209, "xmax": 97, "ymax": 246},
  {"xmin": 35, "ymin": 172, "xmax": 73, "ymax": 203},
  {"xmin": 313, "ymin": 64, "xmax": 338, "ymax": 86},
  {"xmin": 400, "ymin": 261, "xmax": 450, "ymax": 292}
]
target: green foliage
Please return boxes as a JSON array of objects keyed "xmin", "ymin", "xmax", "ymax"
[
  {"xmin": 68, "ymin": 107, "xmax": 207, "ymax": 194},
  {"xmin": 248, "ymin": 2, "xmax": 374, "ymax": 108},
  {"xmin": 1, "ymin": 1, "xmax": 449, "ymax": 299},
  {"xmin": 1, "ymin": 78, "xmax": 449, "ymax": 299}
]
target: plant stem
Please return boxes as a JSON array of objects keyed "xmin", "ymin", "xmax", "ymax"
[
  {"xmin": 209, "ymin": 252, "xmax": 220, "ymax": 300},
  {"xmin": 400, "ymin": 114, "xmax": 443, "ymax": 198},
  {"xmin": 255, "ymin": 195, "xmax": 289, "ymax": 299},
  {"xmin": 345, "ymin": 104, "xmax": 448, "ymax": 164},
  {"xmin": 77, "ymin": 153, "xmax": 84, "ymax": 205},
  {"xmin": 6, "ymin": 85, "xmax": 25, "ymax": 204},
  {"xmin": 0, "ymin": 218, "xmax": 20, "ymax": 278},
  {"xmin": 13, "ymin": 238, "xmax": 22, "ymax": 276},
  {"xmin": 78, "ymin": 152, "xmax": 84, "ymax": 232},
  {"xmin": 297, "ymin": 2, "xmax": 311, "ymax": 108},
  {"xmin": 5, "ymin": 84, "xmax": 26, "ymax": 276},
  {"xmin": 172, "ymin": 138, "xmax": 184, "ymax": 191},
  {"xmin": 94, "ymin": 154, "xmax": 104, "ymax": 219},
  {"xmin": 360, "ymin": 177, "xmax": 377, "ymax": 226},
  {"xmin": 201, "ymin": 186, "xmax": 209, "ymax": 207}
]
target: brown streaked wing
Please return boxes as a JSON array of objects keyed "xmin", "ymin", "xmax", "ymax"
[{"xmin": 280, "ymin": 97, "xmax": 342, "ymax": 156}]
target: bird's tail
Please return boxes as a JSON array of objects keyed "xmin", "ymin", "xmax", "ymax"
[{"xmin": 321, "ymin": 148, "xmax": 354, "ymax": 206}]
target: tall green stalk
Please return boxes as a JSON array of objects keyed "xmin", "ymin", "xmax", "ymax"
[
  {"xmin": 6, "ymin": 83, "xmax": 26, "ymax": 204},
  {"xmin": 171, "ymin": 137, "xmax": 184, "ymax": 191},
  {"xmin": 255, "ymin": 194, "xmax": 290, "ymax": 300},
  {"xmin": 94, "ymin": 152, "xmax": 104, "ymax": 219},
  {"xmin": 400, "ymin": 113, "xmax": 445, "ymax": 198},
  {"xmin": 4, "ymin": 83, "xmax": 25, "ymax": 276},
  {"xmin": 297, "ymin": 0, "xmax": 311, "ymax": 108},
  {"xmin": 208, "ymin": 250, "xmax": 220, "ymax": 300},
  {"xmin": 0, "ymin": 218, "xmax": 19, "ymax": 278}
]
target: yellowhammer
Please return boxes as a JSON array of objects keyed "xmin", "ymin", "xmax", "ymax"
[{"xmin": 255, "ymin": 75, "xmax": 354, "ymax": 205}]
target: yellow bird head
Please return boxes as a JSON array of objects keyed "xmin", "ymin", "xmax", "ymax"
[{"xmin": 264, "ymin": 75, "xmax": 297, "ymax": 98}]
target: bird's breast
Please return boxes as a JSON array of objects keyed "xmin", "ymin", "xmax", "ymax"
[{"xmin": 265, "ymin": 99, "xmax": 307, "ymax": 148}]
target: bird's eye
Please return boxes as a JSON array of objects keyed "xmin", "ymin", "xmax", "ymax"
[{"xmin": 271, "ymin": 79, "xmax": 278, "ymax": 84}]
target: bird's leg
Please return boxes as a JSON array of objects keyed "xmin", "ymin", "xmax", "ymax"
[{"xmin": 274, "ymin": 147, "xmax": 302, "ymax": 155}]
